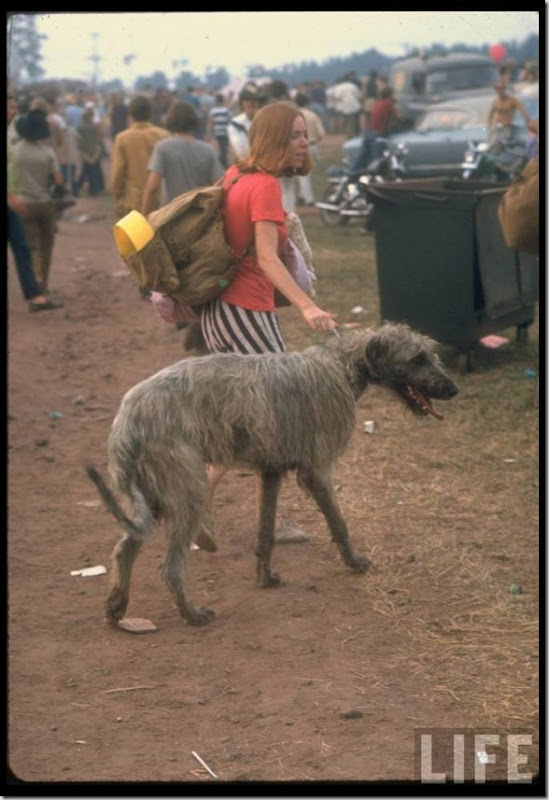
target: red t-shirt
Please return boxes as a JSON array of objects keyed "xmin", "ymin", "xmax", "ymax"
[
  {"xmin": 220, "ymin": 166, "xmax": 287, "ymax": 311},
  {"xmin": 368, "ymin": 98, "xmax": 397, "ymax": 135}
]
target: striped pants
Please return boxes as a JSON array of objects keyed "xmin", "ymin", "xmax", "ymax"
[{"xmin": 200, "ymin": 298, "xmax": 286, "ymax": 354}]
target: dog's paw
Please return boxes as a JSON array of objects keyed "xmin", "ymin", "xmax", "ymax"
[
  {"xmin": 105, "ymin": 589, "xmax": 128, "ymax": 624},
  {"xmin": 258, "ymin": 570, "xmax": 283, "ymax": 589},
  {"xmin": 347, "ymin": 554, "xmax": 371, "ymax": 573},
  {"xmin": 187, "ymin": 606, "xmax": 216, "ymax": 626}
]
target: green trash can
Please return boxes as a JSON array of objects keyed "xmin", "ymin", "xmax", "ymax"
[{"xmin": 366, "ymin": 179, "xmax": 538, "ymax": 351}]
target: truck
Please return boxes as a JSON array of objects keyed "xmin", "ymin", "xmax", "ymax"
[{"xmin": 389, "ymin": 52, "xmax": 499, "ymax": 129}]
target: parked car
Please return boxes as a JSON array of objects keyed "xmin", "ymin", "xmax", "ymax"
[
  {"xmin": 389, "ymin": 52, "xmax": 499, "ymax": 128},
  {"xmin": 343, "ymin": 88, "xmax": 538, "ymax": 179}
]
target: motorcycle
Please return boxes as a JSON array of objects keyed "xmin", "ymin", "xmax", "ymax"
[
  {"xmin": 315, "ymin": 138, "xmax": 407, "ymax": 227},
  {"xmin": 461, "ymin": 123, "xmax": 528, "ymax": 183}
]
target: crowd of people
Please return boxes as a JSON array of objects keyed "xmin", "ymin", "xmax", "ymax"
[
  {"xmin": 6, "ymin": 77, "xmax": 324, "ymax": 314},
  {"xmin": 7, "ymin": 60, "xmax": 538, "ymax": 319},
  {"xmin": 7, "ymin": 78, "xmax": 339, "ymax": 547},
  {"xmin": 7, "ymin": 62, "xmax": 539, "ymax": 540}
]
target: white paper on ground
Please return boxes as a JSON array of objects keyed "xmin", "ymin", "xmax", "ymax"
[{"xmin": 70, "ymin": 565, "xmax": 108, "ymax": 577}]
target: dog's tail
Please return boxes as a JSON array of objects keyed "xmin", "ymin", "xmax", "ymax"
[{"xmin": 85, "ymin": 464, "xmax": 154, "ymax": 540}]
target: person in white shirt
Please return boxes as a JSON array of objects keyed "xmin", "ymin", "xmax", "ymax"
[
  {"xmin": 331, "ymin": 75, "xmax": 362, "ymax": 138},
  {"xmin": 227, "ymin": 83, "xmax": 266, "ymax": 159},
  {"xmin": 294, "ymin": 92, "xmax": 325, "ymax": 206}
]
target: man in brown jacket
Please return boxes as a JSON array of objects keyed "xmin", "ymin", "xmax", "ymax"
[{"xmin": 109, "ymin": 95, "xmax": 168, "ymax": 219}]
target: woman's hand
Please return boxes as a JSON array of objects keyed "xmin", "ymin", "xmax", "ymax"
[
  {"xmin": 300, "ymin": 303, "xmax": 337, "ymax": 331},
  {"xmin": 255, "ymin": 220, "xmax": 338, "ymax": 331}
]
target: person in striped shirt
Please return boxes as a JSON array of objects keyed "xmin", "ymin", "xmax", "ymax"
[{"xmin": 207, "ymin": 93, "xmax": 231, "ymax": 168}]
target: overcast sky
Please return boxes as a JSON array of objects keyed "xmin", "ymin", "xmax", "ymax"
[{"xmin": 20, "ymin": 11, "xmax": 540, "ymax": 85}]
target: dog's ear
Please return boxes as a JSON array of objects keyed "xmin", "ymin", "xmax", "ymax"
[{"xmin": 364, "ymin": 334, "xmax": 390, "ymax": 374}]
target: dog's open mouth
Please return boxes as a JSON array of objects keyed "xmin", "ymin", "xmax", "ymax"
[{"xmin": 402, "ymin": 384, "xmax": 444, "ymax": 420}]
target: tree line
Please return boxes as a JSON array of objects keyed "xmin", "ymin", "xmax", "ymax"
[{"xmin": 8, "ymin": 13, "xmax": 539, "ymax": 95}]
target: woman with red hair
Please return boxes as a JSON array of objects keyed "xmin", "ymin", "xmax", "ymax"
[
  {"xmin": 197, "ymin": 102, "xmax": 337, "ymax": 549},
  {"xmin": 200, "ymin": 101, "xmax": 336, "ymax": 355}
]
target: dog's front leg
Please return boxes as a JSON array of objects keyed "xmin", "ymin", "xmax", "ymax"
[
  {"xmin": 298, "ymin": 468, "xmax": 370, "ymax": 573},
  {"xmin": 256, "ymin": 471, "xmax": 283, "ymax": 588}
]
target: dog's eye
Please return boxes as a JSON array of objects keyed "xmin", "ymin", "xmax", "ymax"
[{"xmin": 410, "ymin": 353, "xmax": 427, "ymax": 366}]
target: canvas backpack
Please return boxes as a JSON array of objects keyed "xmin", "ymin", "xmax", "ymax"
[{"xmin": 115, "ymin": 176, "xmax": 245, "ymax": 307}]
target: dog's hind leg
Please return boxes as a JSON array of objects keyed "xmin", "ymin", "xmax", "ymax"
[
  {"xmin": 151, "ymin": 450, "xmax": 217, "ymax": 625},
  {"xmin": 298, "ymin": 468, "xmax": 370, "ymax": 574},
  {"xmin": 162, "ymin": 531, "xmax": 216, "ymax": 626},
  {"xmin": 105, "ymin": 533, "xmax": 143, "ymax": 624},
  {"xmin": 256, "ymin": 471, "xmax": 283, "ymax": 588}
]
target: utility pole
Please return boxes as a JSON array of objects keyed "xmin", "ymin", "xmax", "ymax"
[
  {"xmin": 124, "ymin": 54, "xmax": 136, "ymax": 91},
  {"xmin": 90, "ymin": 32, "xmax": 101, "ymax": 90}
]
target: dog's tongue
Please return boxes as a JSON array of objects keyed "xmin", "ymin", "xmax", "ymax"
[
  {"xmin": 425, "ymin": 402, "xmax": 444, "ymax": 421},
  {"xmin": 407, "ymin": 385, "xmax": 444, "ymax": 420}
]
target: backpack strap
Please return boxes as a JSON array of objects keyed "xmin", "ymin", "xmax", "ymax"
[{"xmin": 219, "ymin": 170, "xmax": 254, "ymax": 260}]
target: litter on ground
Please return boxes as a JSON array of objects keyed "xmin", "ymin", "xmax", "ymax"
[
  {"xmin": 117, "ymin": 617, "xmax": 158, "ymax": 634},
  {"xmin": 70, "ymin": 565, "xmax": 107, "ymax": 577}
]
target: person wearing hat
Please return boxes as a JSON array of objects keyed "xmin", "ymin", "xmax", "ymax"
[
  {"xmin": 227, "ymin": 82, "xmax": 266, "ymax": 160},
  {"xmin": 11, "ymin": 107, "xmax": 67, "ymax": 295},
  {"xmin": 7, "ymin": 94, "xmax": 64, "ymax": 311}
]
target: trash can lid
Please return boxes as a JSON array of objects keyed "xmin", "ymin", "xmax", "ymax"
[{"xmin": 365, "ymin": 178, "xmax": 506, "ymax": 210}]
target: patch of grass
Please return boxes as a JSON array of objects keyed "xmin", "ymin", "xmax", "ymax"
[{"xmin": 280, "ymin": 150, "xmax": 539, "ymax": 734}]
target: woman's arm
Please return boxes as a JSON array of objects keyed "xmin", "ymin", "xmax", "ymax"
[{"xmin": 254, "ymin": 220, "xmax": 336, "ymax": 330}]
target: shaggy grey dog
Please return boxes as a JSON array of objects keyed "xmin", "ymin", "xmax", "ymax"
[{"xmin": 87, "ymin": 322, "xmax": 458, "ymax": 627}]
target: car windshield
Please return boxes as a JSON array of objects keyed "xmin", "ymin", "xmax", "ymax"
[
  {"xmin": 416, "ymin": 108, "xmax": 474, "ymax": 132},
  {"xmin": 426, "ymin": 64, "xmax": 498, "ymax": 93}
]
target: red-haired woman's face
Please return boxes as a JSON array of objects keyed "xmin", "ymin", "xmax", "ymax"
[{"xmin": 284, "ymin": 114, "xmax": 309, "ymax": 171}]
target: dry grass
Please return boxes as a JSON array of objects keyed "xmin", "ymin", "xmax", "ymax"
[{"xmin": 277, "ymin": 144, "xmax": 539, "ymax": 739}]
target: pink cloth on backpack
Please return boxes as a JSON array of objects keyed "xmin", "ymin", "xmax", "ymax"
[{"xmin": 149, "ymin": 292, "xmax": 198, "ymax": 324}]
